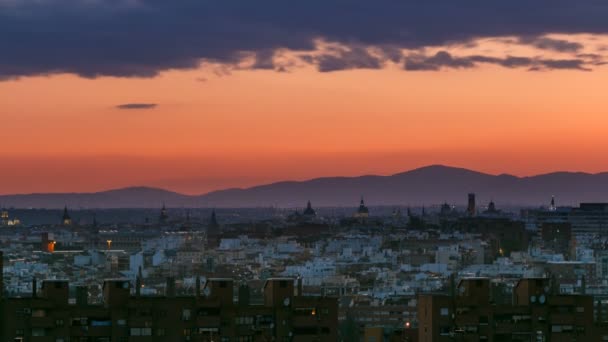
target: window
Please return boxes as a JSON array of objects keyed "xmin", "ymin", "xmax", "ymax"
[
  {"xmin": 157, "ymin": 329, "xmax": 165, "ymax": 336},
  {"xmin": 182, "ymin": 309, "xmax": 191, "ymax": 321},
  {"xmin": 236, "ymin": 317, "xmax": 254, "ymax": 325},
  {"xmin": 440, "ymin": 308, "xmax": 449, "ymax": 316},
  {"xmin": 116, "ymin": 319, "xmax": 126, "ymax": 326},
  {"xmin": 71, "ymin": 317, "xmax": 88, "ymax": 326},
  {"xmin": 32, "ymin": 309, "xmax": 46, "ymax": 317},
  {"xmin": 577, "ymin": 306, "xmax": 585, "ymax": 313},
  {"xmin": 31, "ymin": 328, "xmax": 45, "ymax": 337},
  {"xmin": 56, "ymin": 320, "xmax": 64, "ymax": 327}
]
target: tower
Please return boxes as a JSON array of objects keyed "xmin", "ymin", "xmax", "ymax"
[
  {"xmin": 488, "ymin": 200, "xmax": 496, "ymax": 213},
  {"xmin": 549, "ymin": 196, "xmax": 556, "ymax": 211},
  {"xmin": 208, "ymin": 209, "xmax": 220, "ymax": 230},
  {"xmin": 62, "ymin": 206, "xmax": 72, "ymax": 226},
  {"xmin": 1, "ymin": 208, "xmax": 8, "ymax": 226},
  {"xmin": 303, "ymin": 200, "xmax": 316, "ymax": 217},
  {"xmin": 354, "ymin": 197, "xmax": 369, "ymax": 218},
  {"xmin": 159, "ymin": 203, "xmax": 169, "ymax": 224},
  {"xmin": 467, "ymin": 193, "xmax": 476, "ymax": 217}
]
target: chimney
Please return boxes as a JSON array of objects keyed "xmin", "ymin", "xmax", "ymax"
[
  {"xmin": 166, "ymin": 277, "xmax": 175, "ymax": 297},
  {"xmin": 103, "ymin": 280, "xmax": 130, "ymax": 307},
  {"xmin": 581, "ymin": 275, "xmax": 586, "ymax": 295},
  {"xmin": 76, "ymin": 286, "xmax": 88, "ymax": 306},
  {"xmin": 135, "ymin": 276, "xmax": 142, "ymax": 297},
  {"xmin": 297, "ymin": 276, "xmax": 303, "ymax": 296},
  {"xmin": 238, "ymin": 284, "xmax": 250, "ymax": 306},
  {"xmin": 32, "ymin": 277, "xmax": 37, "ymax": 298},
  {"xmin": 41, "ymin": 280, "xmax": 69, "ymax": 306}
]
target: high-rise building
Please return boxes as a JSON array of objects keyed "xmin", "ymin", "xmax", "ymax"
[
  {"xmin": 418, "ymin": 277, "xmax": 597, "ymax": 341},
  {"xmin": 467, "ymin": 193, "xmax": 476, "ymax": 217},
  {"xmin": 1, "ymin": 209, "xmax": 9, "ymax": 226},
  {"xmin": 0, "ymin": 277, "xmax": 338, "ymax": 341}
]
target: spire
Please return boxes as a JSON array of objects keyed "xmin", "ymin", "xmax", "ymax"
[
  {"xmin": 209, "ymin": 209, "xmax": 219, "ymax": 229},
  {"xmin": 62, "ymin": 206, "xmax": 72, "ymax": 226},
  {"xmin": 303, "ymin": 200, "xmax": 316, "ymax": 216},
  {"xmin": 355, "ymin": 196, "xmax": 369, "ymax": 218},
  {"xmin": 159, "ymin": 203, "xmax": 169, "ymax": 223}
]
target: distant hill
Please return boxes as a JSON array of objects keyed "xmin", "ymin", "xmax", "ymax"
[
  {"xmin": 1, "ymin": 165, "xmax": 608, "ymax": 208},
  {"xmin": 0, "ymin": 187, "xmax": 192, "ymax": 209}
]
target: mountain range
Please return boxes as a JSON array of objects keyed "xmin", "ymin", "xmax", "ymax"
[{"xmin": 1, "ymin": 165, "xmax": 607, "ymax": 209}]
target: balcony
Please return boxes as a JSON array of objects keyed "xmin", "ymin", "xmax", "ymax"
[
  {"xmin": 30, "ymin": 317, "xmax": 55, "ymax": 328},
  {"xmin": 196, "ymin": 316, "xmax": 221, "ymax": 327}
]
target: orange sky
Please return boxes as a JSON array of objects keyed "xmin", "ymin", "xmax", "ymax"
[{"xmin": 2, "ymin": 37, "xmax": 608, "ymax": 195}]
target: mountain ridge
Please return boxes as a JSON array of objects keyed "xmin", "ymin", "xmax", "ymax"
[{"xmin": 1, "ymin": 165, "xmax": 607, "ymax": 208}]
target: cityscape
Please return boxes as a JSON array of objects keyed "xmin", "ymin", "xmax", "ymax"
[
  {"xmin": 2, "ymin": 187, "xmax": 608, "ymax": 341},
  {"xmin": 3, "ymin": 1, "xmax": 608, "ymax": 341}
]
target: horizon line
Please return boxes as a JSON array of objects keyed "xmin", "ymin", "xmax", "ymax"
[{"xmin": 0, "ymin": 164, "xmax": 606, "ymax": 197}]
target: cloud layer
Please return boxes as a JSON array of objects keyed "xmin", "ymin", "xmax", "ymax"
[
  {"xmin": 116, "ymin": 103, "xmax": 157, "ymax": 110},
  {"xmin": 2, "ymin": 0, "xmax": 608, "ymax": 79}
]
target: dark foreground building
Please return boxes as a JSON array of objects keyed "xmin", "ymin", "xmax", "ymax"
[
  {"xmin": 418, "ymin": 277, "xmax": 605, "ymax": 341},
  {"xmin": 0, "ymin": 253, "xmax": 338, "ymax": 342}
]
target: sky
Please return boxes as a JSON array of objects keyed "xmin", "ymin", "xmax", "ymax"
[{"xmin": 2, "ymin": 1, "xmax": 608, "ymax": 195}]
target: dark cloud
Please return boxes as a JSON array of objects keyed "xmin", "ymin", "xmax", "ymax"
[
  {"xmin": 2, "ymin": 0, "xmax": 608, "ymax": 78},
  {"xmin": 116, "ymin": 103, "xmax": 158, "ymax": 110},
  {"xmin": 405, "ymin": 51, "xmax": 475, "ymax": 71},
  {"xmin": 539, "ymin": 59, "xmax": 590, "ymax": 71},
  {"xmin": 304, "ymin": 47, "xmax": 386, "ymax": 72},
  {"xmin": 251, "ymin": 50, "xmax": 277, "ymax": 70},
  {"xmin": 404, "ymin": 51, "xmax": 594, "ymax": 71},
  {"xmin": 519, "ymin": 36, "xmax": 583, "ymax": 52}
]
